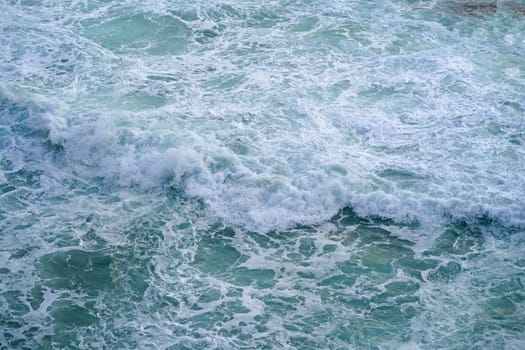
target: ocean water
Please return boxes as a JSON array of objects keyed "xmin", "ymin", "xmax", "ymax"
[{"xmin": 1, "ymin": 0, "xmax": 524, "ymax": 348}]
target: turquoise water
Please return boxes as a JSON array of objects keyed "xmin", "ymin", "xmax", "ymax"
[{"xmin": 1, "ymin": 0, "xmax": 525, "ymax": 348}]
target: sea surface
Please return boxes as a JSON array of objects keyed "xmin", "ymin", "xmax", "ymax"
[{"xmin": 1, "ymin": 0, "xmax": 525, "ymax": 349}]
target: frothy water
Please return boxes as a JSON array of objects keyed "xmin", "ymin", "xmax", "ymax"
[{"xmin": 1, "ymin": 0, "xmax": 524, "ymax": 349}]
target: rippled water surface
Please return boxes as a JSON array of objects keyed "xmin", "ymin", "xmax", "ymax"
[{"xmin": 1, "ymin": 0, "xmax": 524, "ymax": 349}]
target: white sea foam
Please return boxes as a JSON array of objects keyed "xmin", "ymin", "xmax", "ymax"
[
  {"xmin": 2, "ymin": 0, "xmax": 524, "ymax": 232},
  {"xmin": 2, "ymin": 2, "xmax": 525, "ymax": 349}
]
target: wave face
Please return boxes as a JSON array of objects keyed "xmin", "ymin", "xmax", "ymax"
[{"xmin": 1, "ymin": 1, "xmax": 524, "ymax": 349}]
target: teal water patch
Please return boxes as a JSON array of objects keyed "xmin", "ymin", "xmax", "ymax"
[
  {"xmin": 1, "ymin": 0, "xmax": 525, "ymax": 349},
  {"xmin": 2, "ymin": 205, "xmax": 524, "ymax": 349},
  {"xmin": 81, "ymin": 14, "xmax": 191, "ymax": 55}
]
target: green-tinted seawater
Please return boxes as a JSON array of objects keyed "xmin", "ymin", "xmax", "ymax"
[
  {"xmin": 2, "ymin": 188, "xmax": 524, "ymax": 348},
  {"xmin": 1, "ymin": 0, "xmax": 525, "ymax": 348}
]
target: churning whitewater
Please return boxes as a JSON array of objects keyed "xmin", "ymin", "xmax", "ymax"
[{"xmin": 1, "ymin": 0, "xmax": 524, "ymax": 349}]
